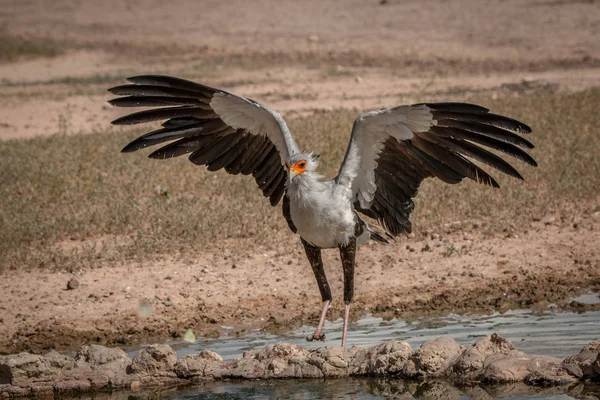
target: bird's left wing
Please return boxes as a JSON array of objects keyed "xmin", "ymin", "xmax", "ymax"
[
  {"xmin": 336, "ymin": 103, "xmax": 536, "ymax": 236},
  {"xmin": 109, "ymin": 75, "xmax": 299, "ymax": 206}
]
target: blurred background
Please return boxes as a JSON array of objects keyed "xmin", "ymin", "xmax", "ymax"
[{"xmin": 1, "ymin": 0, "xmax": 598, "ymax": 140}]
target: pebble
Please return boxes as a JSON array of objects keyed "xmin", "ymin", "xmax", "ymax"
[{"xmin": 66, "ymin": 278, "xmax": 80, "ymax": 290}]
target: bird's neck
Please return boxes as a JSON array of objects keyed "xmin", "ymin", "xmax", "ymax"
[{"xmin": 287, "ymin": 172, "xmax": 327, "ymax": 201}]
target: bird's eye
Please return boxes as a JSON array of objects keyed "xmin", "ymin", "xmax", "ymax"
[{"xmin": 299, "ymin": 162, "xmax": 306, "ymax": 169}]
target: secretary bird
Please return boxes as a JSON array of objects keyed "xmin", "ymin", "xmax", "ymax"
[{"xmin": 109, "ymin": 75, "xmax": 536, "ymax": 347}]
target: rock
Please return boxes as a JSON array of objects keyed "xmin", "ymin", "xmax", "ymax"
[
  {"xmin": 227, "ymin": 342, "xmax": 320, "ymax": 379},
  {"xmin": 306, "ymin": 346, "xmax": 349, "ymax": 378},
  {"xmin": 404, "ymin": 336, "xmax": 464, "ymax": 377},
  {"xmin": 0, "ymin": 353, "xmax": 53, "ymax": 386},
  {"xmin": 74, "ymin": 344, "xmax": 130, "ymax": 386},
  {"xmin": 482, "ymin": 353, "xmax": 563, "ymax": 383},
  {"xmin": 450, "ymin": 333, "xmax": 514, "ymax": 379},
  {"xmin": 253, "ymin": 342, "xmax": 309, "ymax": 361},
  {"xmin": 129, "ymin": 344, "xmax": 176, "ymax": 375},
  {"xmin": 75, "ymin": 344, "xmax": 129, "ymax": 369},
  {"xmin": 226, "ymin": 353, "xmax": 267, "ymax": 379},
  {"xmin": 563, "ymin": 342, "xmax": 600, "ymax": 379},
  {"xmin": 351, "ymin": 340, "xmax": 412, "ymax": 375},
  {"xmin": 175, "ymin": 350, "xmax": 225, "ymax": 380},
  {"xmin": 53, "ymin": 379, "xmax": 92, "ymax": 393},
  {"xmin": 66, "ymin": 277, "xmax": 79, "ymax": 290},
  {"xmin": 225, "ymin": 343, "xmax": 352, "ymax": 379},
  {"xmin": 525, "ymin": 364, "xmax": 579, "ymax": 386},
  {"xmin": 43, "ymin": 350, "xmax": 79, "ymax": 374},
  {"xmin": 2, "ymin": 336, "xmax": 600, "ymax": 398}
]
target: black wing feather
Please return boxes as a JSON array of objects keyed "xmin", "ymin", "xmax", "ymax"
[
  {"xmin": 112, "ymin": 106, "xmax": 217, "ymax": 125},
  {"xmin": 355, "ymin": 103, "xmax": 536, "ymax": 237},
  {"xmin": 110, "ymin": 75, "xmax": 290, "ymax": 209},
  {"xmin": 109, "ymin": 95, "xmax": 210, "ymax": 109},
  {"xmin": 108, "ymin": 84, "xmax": 209, "ymax": 101}
]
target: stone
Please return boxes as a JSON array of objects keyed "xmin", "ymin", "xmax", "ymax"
[
  {"xmin": 174, "ymin": 350, "xmax": 225, "ymax": 379},
  {"xmin": 226, "ymin": 355, "xmax": 267, "ymax": 379},
  {"xmin": 404, "ymin": 336, "xmax": 464, "ymax": 377},
  {"xmin": 482, "ymin": 354, "xmax": 562, "ymax": 383},
  {"xmin": 66, "ymin": 278, "xmax": 79, "ymax": 290},
  {"xmin": 0, "ymin": 353, "xmax": 52, "ymax": 386},
  {"xmin": 75, "ymin": 344, "xmax": 129, "ymax": 368},
  {"xmin": 1, "ymin": 336, "xmax": 600, "ymax": 398},
  {"xmin": 562, "ymin": 342, "xmax": 599, "ymax": 379},
  {"xmin": 53, "ymin": 379, "xmax": 92, "ymax": 393},
  {"xmin": 43, "ymin": 351, "xmax": 76, "ymax": 370},
  {"xmin": 129, "ymin": 344, "xmax": 177, "ymax": 375},
  {"xmin": 525, "ymin": 365, "xmax": 579, "ymax": 386},
  {"xmin": 227, "ymin": 342, "xmax": 312, "ymax": 379},
  {"xmin": 450, "ymin": 333, "xmax": 514, "ymax": 379},
  {"xmin": 75, "ymin": 344, "xmax": 130, "ymax": 385},
  {"xmin": 306, "ymin": 346, "xmax": 349, "ymax": 378},
  {"xmin": 351, "ymin": 340, "xmax": 413, "ymax": 375}
]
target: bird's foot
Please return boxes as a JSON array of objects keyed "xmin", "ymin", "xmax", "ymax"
[{"xmin": 306, "ymin": 332, "xmax": 326, "ymax": 342}]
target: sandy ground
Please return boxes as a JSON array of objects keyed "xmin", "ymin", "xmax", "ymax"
[
  {"xmin": 2, "ymin": 215, "xmax": 599, "ymax": 354},
  {"xmin": 0, "ymin": 0, "xmax": 599, "ymax": 354},
  {"xmin": 1, "ymin": 0, "xmax": 599, "ymax": 140}
]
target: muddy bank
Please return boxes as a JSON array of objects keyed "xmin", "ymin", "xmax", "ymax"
[{"xmin": 1, "ymin": 334, "xmax": 598, "ymax": 398}]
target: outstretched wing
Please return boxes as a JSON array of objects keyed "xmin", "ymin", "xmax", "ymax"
[
  {"xmin": 336, "ymin": 103, "xmax": 536, "ymax": 236},
  {"xmin": 109, "ymin": 75, "xmax": 299, "ymax": 206}
]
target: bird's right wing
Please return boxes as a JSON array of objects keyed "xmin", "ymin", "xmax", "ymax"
[
  {"xmin": 336, "ymin": 103, "xmax": 536, "ymax": 236},
  {"xmin": 109, "ymin": 75, "xmax": 299, "ymax": 206}
]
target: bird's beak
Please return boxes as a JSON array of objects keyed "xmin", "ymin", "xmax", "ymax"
[{"xmin": 285, "ymin": 162, "xmax": 299, "ymax": 178}]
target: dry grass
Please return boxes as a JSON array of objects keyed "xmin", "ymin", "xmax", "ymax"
[
  {"xmin": 0, "ymin": 30, "xmax": 66, "ymax": 63},
  {"xmin": 1, "ymin": 89, "xmax": 599, "ymax": 272}
]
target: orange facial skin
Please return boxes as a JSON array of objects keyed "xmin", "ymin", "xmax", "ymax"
[{"xmin": 286, "ymin": 160, "xmax": 307, "ymax": 176}]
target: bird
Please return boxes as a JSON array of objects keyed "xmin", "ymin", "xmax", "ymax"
[{"xmin": 108, "ymin": 75, "xmax": 536, "ymax": 348}]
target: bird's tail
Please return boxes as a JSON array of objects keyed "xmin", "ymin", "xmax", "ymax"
[{"xmin": 368, "ymin": 227, "xmax": 389, "ymax": 244}]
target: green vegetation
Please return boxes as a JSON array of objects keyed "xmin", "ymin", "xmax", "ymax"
[{"xmin": 1, "ymin": 89, "xmax": 599, "ymax": 272}]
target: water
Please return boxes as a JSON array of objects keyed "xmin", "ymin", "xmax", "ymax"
[
  {"xmin": 571, "ymin": 292, "xmax": 600, "ymax": 305},
  {"xmin": 129, "ymin": 308, "xmax": 600, "ymax": 400},
  {"xmin": 167, "ymin": 379, "xmax": 600, "ymax": 400},
  {"xmin": 158, "ymin": 309, "xmax": 600, "ymax": 361},
  {"xmin": 87, "ymin": 380, "xmax": 600, "ymax": 400}
]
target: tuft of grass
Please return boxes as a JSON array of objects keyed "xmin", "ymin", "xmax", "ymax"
[
  {"xmin": 325, "ymin": 66, "xmax": 355, "ymax": 77},
  {"xmin": 0, "ymin": 30, "xmax": 65, "ymax": 63},
  {"xmin": 0, "ymin": 89, "xmax": 599, "ymax": 272}
]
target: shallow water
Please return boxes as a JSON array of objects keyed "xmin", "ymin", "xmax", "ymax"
[
  {"xmin": 122, "ymin": 308, "xmax": 600, "ymax": 400},
  {"xmin": 159, "ymin": 308, "xmax": 600, "ymax": 361},
  {"xmin": 571, "ymin": 292, "xmax": 600, "ymax": 305}
]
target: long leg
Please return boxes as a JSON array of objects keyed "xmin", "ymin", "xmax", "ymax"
[
  {"xmin": 301, "ymin": 238, "xmax": 332, "ymax": 342},
  {"xmin": 339, "ymin": 236, "xmax": 357, "ymax": 348}
]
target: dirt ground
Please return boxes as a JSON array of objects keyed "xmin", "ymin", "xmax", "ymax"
[
  {"xmin": 0, "ymin": 0, "xmax": 599, "ymax": 354},
  {"xmin": 0, "ymin": 215, "xmax": 599, "ymax": 354}
]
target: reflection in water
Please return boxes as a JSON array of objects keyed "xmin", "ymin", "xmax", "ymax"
[
  {"xmin": 161, "ymin": 378, "xmax": 600, "ymax": 400},
  {"xmin": 57, "ymin": 379, "xmax": 600, "ymax": 400}
]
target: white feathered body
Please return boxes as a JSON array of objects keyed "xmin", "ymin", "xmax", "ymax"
[{"xmin": 287, "ymin": 173, "xmax": 369, "ymax": 248}]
